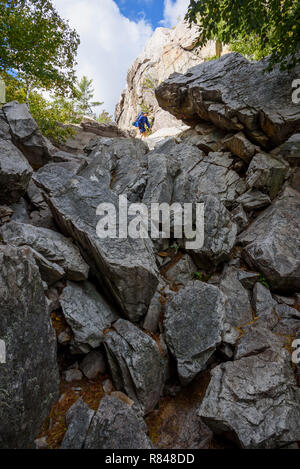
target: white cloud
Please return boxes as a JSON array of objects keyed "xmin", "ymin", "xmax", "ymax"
[
  {"xmin": 53, "ymin": 0, "xmax": 153, "ymax": 116},
  {"xmin": 161, "ymin": 0, "xmax": 190, "ymax": 27}
]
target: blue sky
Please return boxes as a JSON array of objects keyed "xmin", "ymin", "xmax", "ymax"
[
  {"xmin": 115, "ymin": 0, "xmax": 165, "ymax": 28},
  {"xmin": 53, "ymin": 0, "xmax": 190, "ymax": 114}
]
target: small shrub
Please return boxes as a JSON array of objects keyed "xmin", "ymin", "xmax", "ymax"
[
  {"xmin": 258, "ymin": 274, "xmax": 270, "ymax": 289},
  {"xmin": 194, "ymin": 271, "xmax": 203, "ymax": 281}
]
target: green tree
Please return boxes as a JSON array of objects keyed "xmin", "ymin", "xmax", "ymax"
[
  {"xmin": 74, "ymin": 76, "xmax": 103, "ymax": 117},
  {"xmin": 142, "ymin": 75, "xmax": 159, "ymax": 95},
  {"xmin": 3, "ymin": 71, "xmax": 113, "ymax": 143},
  {"xmin": 3, "ymin": 72, "xmax": 80, "ymax": 143},
  {"xmin": 97, "ymin": 110, "xmax": 113, "ymax": 124},
  {"xmin": 186, "ymin": 0, "xmax": 300, "ymax": 70},
  {"xmin": 230, "ymin": 33, "xmax": 272, "ymax": 61},
  {"xmin": 26, "ymin": 93, "xmax": 80, "ymax": 143},
  {"xmin": 0, "ymin": 0, "xmax": 80, "ymax": 97}
]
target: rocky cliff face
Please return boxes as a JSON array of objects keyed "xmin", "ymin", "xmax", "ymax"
[
  {"xmin": 0, "ymin": 51, "xmax": 300, "ymax": 450},
  {"xmin": 115, "ymin": 21, "xmax": 227, "ymax": 133},
  {"xmin": 156, "ymin": 52, "xmax": 300, "ymax": 148}
]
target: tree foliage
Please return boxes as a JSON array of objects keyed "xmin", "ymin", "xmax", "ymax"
[
  {"xmin": 230, "ymin": 33, "xmax": 273, "ymax": 61},
  {"xmin": 97, "ymin": 110, "xmax": 113, "ymax": 124},
  {"xmin": 74, "ymin": 76, "xmax": 103, "ymax": 117},
  {"xmin": 0, "ymin": 0, "xmax": 80, "ymax": 94},
  {"xmin": 3, "ymin": 72, "xmax": 80, "ymax": 143},
  {"xmin": 3, "ymin": 72, "xmax": 112, "ymax": 142},
  {"xmin": 0, "ymin": 0, "xmax": 111, "ymax": 141},
  {"xmin": 25, "ymin": 93, "xmax": 80, "ymax": 143},
  {"xmin": 186, "ymin": 0, "xmax": 300, "ymax": 70}
]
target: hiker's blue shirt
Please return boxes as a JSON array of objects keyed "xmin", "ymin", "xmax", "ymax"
[{"xmin": 138, "ymin": 116, "xmax": 150, "ymax": 131}]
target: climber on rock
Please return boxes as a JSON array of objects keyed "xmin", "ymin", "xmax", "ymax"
[{"xmin": 137, "ymin": 112, "xmax": 151, "ymax": 139}]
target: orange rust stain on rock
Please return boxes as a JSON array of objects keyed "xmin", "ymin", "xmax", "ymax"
[
  {"xmin": 38, "ymin": 375, "xmax": 105, "ymax": 449},
  {"xmin": 146, "ymin": 371, "xmax": 211, "ymax": 449}
]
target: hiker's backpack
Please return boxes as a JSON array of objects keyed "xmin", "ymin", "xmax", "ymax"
[{"xmin": 131, "ymin": 111, "xmax": 144, "ymax": 127}]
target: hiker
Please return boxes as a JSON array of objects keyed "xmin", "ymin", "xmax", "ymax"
[{"xmin": 136, "ymin": 112, "xmax": 151, "ymax": 138}]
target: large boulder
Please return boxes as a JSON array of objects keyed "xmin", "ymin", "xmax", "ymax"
[
  {"xmin": 234, "ymin": 322, "xmax": 284, "ymax": 360},
  {"xmin": 0, "ymin": 110, "xmax": 11, "ymax": 139},
  {"xmin": 60, "ymin": 281, "xmax": 118, "ymax": 353},
  {"xmin": 165, "ymin": 253, "xmax": 197, "ymax": 286},
  {"xmin": 0, "ymin": 139, "xmax": 32, "ymax": 204},
  {"xmin": 144, "ymin": 142, "xmax": 246, "ymax": 208},
  {"xmin": 2, "ymin": 221, "xmax": 89, "ymax": 283},
  {"xmin": 224, "ymin": 131, "xmax": 257, "ymax": 162},
  {"xmin": 142, "ymin": 152, "xmax": 173, "ymax": 206},
  {"xmin": 163, "ymin": 281, "xmax": 225, "ymax": 384},
  {"xmin": 272, "ymin": 133, "xmax": 300, "ymax": 167},
  {"xmin": 33, "ymin": 160, "xmax": 86, "ymax": 195},
  {"xmin": 79, "ymin": 350, "xmax": 107, "ymax": 379},
  {"xmin": 156, "ymin": 53, "xmax": 300, "ymax": 148},
  {"xmin": 219, "ymin": 266, "xmax": 253, "ymax": 327},
  {"xmin": 142, "ymin": 141, "xmax": 238, "ymax": 268},
  {"xmin": 230, "ymin": 204, "xmax": 249, "ymax": 234},
  {"xmin": 57, "ymin": 125, "xmax": 100, "ymax": 155},
  {"xmin": 26, "ymin": 247, "xmax": 65, "ymax": 286},
  {"xmin": 236, "ymin": 189, "xmax": 271, "ymax": 211},
  {"xmin": 199, "ymin": 349, "xmax": 300, "ymax": 448},
  {"xmin": 0, "ymin": 245, "xmax": 59, "ymax": 448},
  {"xmin": 57, "ymin": 118, "xmax": 133, "ymax": 154},
  {"xmin": 273, "ymin": 303, "xmax": 300, "ymax": 335},
  {"xmin": 26, "ymin": 179, "xmax": 56, "ymax": 230},
  {"xmin": 104, "ymin": 319, "xmax": 166, "ymax": 414},
  {"xmin": 2, "ymin": 101, "xmax": 55, "ymax": 169},
  {"xmin": 178, "ymin": 125, "xmax": 228, "ymax": 154},
  {"xmin": 47, "ymin": 176, "xmax": 159, "ymax": 322},
  {"xmin": 182, "ymin": 151, "xmax": 246, "ymax": 208},
  {"xmin": 239, "ymin": 187, "xmax": 300, "ymax": 291},
  {"xmin": 251, "ymin": 296, "xmax": 278, "ymax": 331},
  {"xmin": 246, "ymin": 152, "xmax": 289, "ymax": 199},
  {"xmin": 252, "ymin": 282, "xmax": 277, "ymax": 318},
  {"xmin": 80, "ymin": 137, "xmax": 148, "ymax": 202},
  {"xmin": 84, "ymin": 395, "xmax": 153, "ymax": 449},
  {"xmin": 61, "ymin": 398, "xmax": 95, "ymax": 449},
  {"xmin": 189, "ymin": 194, "xmax": 237, "ymax": 269},
  {"xmin": 143, "ymin": 285, "xmax": 164, "ymax": 333},
  {"xmin": 80, "ymin": 116, "xmax": 132, "ymax": 138},
  {"xmin": 147, "ymin": 139, "xmax": 202, "ymax": 188},
  {"xmin": 2, "ymin": 101, "xmax": 38, "ymax": 139}
]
